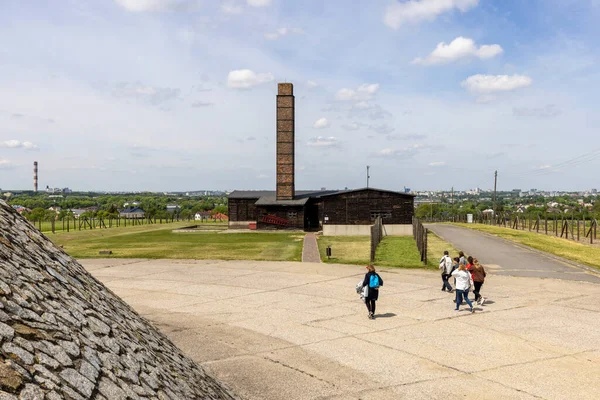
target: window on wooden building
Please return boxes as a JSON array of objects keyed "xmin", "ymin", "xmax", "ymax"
[
  {"xmin": 287, "ymin": 211, "xmax": 297, "ymax": 218},
  {"xmin": 371, "ymin": 211, "xmax": 392, "ymax": 220}
]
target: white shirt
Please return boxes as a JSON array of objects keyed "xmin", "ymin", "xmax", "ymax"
[
  {"xmin": 440, "ymin": 255, "xmax": 453, "ymax": 274},
  {"xmin": 452, "ymin": 269, "xmax": 472, "ymax": 291}
]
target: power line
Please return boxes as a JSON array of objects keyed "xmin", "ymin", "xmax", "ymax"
[{"xmin": 505, "ymin": 146, "xmax": 600, "ymax": 179}]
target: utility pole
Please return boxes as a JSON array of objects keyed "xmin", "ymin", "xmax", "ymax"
[
  {"xmin": 451, "ymin": 186, "xmax": 454, "ymax": 221},
  {"xmin": 366, "ymin": 165, "xmax": 370, "ymax": 188},
  {"xmin": 493, "ymin": 170, "xmax": 498, "ymax": 223}
]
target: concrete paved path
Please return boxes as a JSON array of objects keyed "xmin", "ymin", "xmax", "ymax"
[
  {"xmin": 83, "ymin": 258, "xmax": 600, "ymax": 400},
  {"xmin": 428, "ymin": 224, "xmax": 600, "ymax": 284},
  {"xmin": 302, "ymin": 233, "xmax": 321, "ymax": 263}
]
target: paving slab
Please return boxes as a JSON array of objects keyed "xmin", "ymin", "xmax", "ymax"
[
  {"xmin": 302, "ymin": 233, "xmax": 322, "ymax": 263},
  {"xmin": 82, "ymin": 258, "xmax": 600, "ymax": 400},
  {"xmin": 474, "ymin": 350, "xmax": 600, "ymax": 400}
]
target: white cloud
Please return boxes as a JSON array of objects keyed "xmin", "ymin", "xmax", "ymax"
[
  {"xmin": 387, "ymin": 134, "xmax": 427, "ymax": 141},
  {"xmin": 429, "ymin": 161, "xmax": 446, "ymax": 167},
  {"xmin": 513, "ymin": 105, "xmax": 561, "ymax": 118},
  {"xmin": 307, "ymin": 136, "xmax": 339, "ymax": 147},
  {"xmin": 358, "ymin": 83, "xmax": 380, "ymax": 95},
  {"xmin": 0, "ymin": 159, "xmax": 13, "ymax": 169},
  {"xmin": 342, "ymin": 122, "xmax": 362, "ymax": 131},
  {"xmin": 221, "ymin": 2, "xmax": 243, "ymax": 14},
  {"xmin": 536, "ymin": 165, "xmax": 552, "ymax": 170},
  {"xmin": 384, "ymin": 0, "xmax": 479, "ymax": 29},
  {"xmin": 369, "ymin": 123, "xmax": 395, "ymax": 134},
  {"xmin": 191, "ymin": 101, "xmax": 215, "ymax": 107},
  {"xmin": 353, "ymin": 101, "xmax": 371, "ymax": 109},
  {"xmin": 335, "ymin": 83, "xmax": 380, "ymax": 101},
  {"xmin": 313, "ymin": 117, "xmax": 330, "ymax": 129},
  {"xmin": 412, "ymin": 37, "xmax": 503, "ymax": 65},
  {"xmin": 113, "ymin": 82, "xmax": 180, "ymax": 105},
  {"xmin": 257, "ymin": 174, "xmax": 268, "ymax": 179},
  {"xmin": 264, "ymin": 27, "xmax": 304, "ymax": 40},
  {"xmin": 378, "ymin": 144, "xmax": 426, "ymax": 158},
  {"xmin": 461, "ymin": 74, "xmax": 533, "ymax": 94},
  {"xmin": 114, "ymin": 0, "xmax": 200, "ymax": 12},
  {"xmin": 247, "ymin": 0, "xmax": 271, "ymax": 7},
  {"xmin": 349, "ymin": 102, "xmax": 392, "ymax": 120},
  {"xmin": 307, "ymin": 80, "xmax": 319, "ymax": 88},
  {"xmin": 227, "ymin": 69, "xmax": 274, "ymax": 89},
  {"xmin": 0, "ymin": 140, "xmax": 38, "ymax": 150}
]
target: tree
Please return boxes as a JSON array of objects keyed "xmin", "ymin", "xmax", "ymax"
[{"xmin": 212, "ymin": 205, "xmax": 228, "ymax": 215}]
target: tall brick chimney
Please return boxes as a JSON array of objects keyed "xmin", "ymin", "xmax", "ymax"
[{"xmin": 276, "ymin": 83, "xmax": 294, "ymax": 200}]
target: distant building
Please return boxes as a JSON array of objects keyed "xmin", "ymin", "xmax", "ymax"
[
  {"xmin": 70, "ymin": 209, "xmax": 87, "ymax": 218},
  {"xmin": 166, "ymin": 205, "xmax": 181, "ymax": 213},
  {"xmin": 194, "ymin": 211, "xmax": 212, "ymax": 221},
  {"xmin": 123, "ymin": 201, "xmax": 140, "ymax": 208},
  {"xmin": 69, "ymin": 207, "xmax": 98, "ymax": 218},
  {"xmin": 119, "ymin": 207, "xmax": 146, "ymax": 219},
  {"xmin": 12, "ymin": 205, "xmax": 30, "ymax": 215},
  {"xmin": 213, "ymin": 212, "xmax": 228, "ymax": 221}
]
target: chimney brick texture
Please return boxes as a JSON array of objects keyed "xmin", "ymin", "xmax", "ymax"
[{"xmin": 276, "ymin": 83, "xmax": 294, "ymax": 200}]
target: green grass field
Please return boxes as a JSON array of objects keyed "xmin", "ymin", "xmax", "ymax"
[
  {"xmin": 454, "ymin": 223, "xmax": 600, "ymax": 270},
  {"xmin": 317, "ymin": 233, "xmax": 456, "ymax": 270},
  {"xmin": 29, "ymin": 218, "xmax": 222, "ymax": 233},
  {"xmin": 50, "ymin": 223, "xmax": 304, "ymax": 261}
]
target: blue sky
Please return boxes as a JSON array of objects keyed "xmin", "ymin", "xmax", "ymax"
[{"xmin": 1, "ymin": 0, "xmax": 599, "ymax": 192}]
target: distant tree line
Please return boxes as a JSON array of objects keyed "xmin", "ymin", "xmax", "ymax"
[
  {"xmin": 416, "ymin": 198, "xmax": 600, "ymax": 221},
  {"xmin": 5, "ymin": 192, "xmax": 228, "ymax": 222}
]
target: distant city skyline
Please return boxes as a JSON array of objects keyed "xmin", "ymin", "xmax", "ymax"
[{"xmin": 1, "ymin": 0, "xmax": 600, "ymax": 192}]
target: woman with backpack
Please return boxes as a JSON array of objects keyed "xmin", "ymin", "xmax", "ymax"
[
  {"xmin": 451, "ymin": 264, "xmax": 474, "ymax": 313},
  {"xmin": 362, "ymin": 265, "xmax": 383, "ymax": 320},
  {"xmin": 472, "ymin": 258, "xmax": 487, "ymax": 305}
]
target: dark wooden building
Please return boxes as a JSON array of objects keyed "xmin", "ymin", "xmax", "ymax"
[
  {"xmin": 229, "ymin": 188, "xmax": 414, "ymax": 231},
  {"xmin": 228, "ymin": 82, "xmax": 415, "ymax": 233}
]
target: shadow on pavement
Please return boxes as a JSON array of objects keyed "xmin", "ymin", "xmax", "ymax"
[{"xmin": 375, "ymin": 313, "xmax": 397, "ymax": 318}]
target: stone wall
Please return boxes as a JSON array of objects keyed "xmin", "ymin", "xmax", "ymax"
[{"xmin": 0, "ymin": 200, "xmax": 238, "ymax": 399}]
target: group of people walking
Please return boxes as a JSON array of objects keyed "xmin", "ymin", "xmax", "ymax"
[
  {"xmin": 439, "ymin": 250, "xmax": 487, "ymax": 313},
  {"xmin": 356, "ymin": 251, "xmax": 487, "ymax": 319}
]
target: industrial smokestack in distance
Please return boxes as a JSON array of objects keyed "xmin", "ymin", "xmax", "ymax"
[
  {"xmin": 33, "ymin": 161, "xmax": 38, "ymax": 192},
  {"xmin": 276, "ymin": 83, "xmax": 295, "ymax": 200}
]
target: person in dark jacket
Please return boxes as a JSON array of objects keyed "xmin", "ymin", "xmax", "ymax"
[
  {"xmin": 362, "ymin": 265, "xmax": 383, "ymax": 319},
  {"xmin": 472, "ymin": 258, "xmax": 487, "ymax": 305}
]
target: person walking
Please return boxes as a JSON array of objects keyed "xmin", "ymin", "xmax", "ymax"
[
  {"xmin": 458, "ymin": 251, "xmax": 467, "ymax": 267},
  {"xmin": 451, "ymin": 264, "xmax": 474, "ymax": 313},
  {"xmin": 466, "ymin": 256, "xmax": 475, "ymax": 279},
  {"xmin": 439, "ymin": 251, "xmax": 453, "ymax": 292},
  {"xmin": 472, "ymin": 258, "xmax": 487, "ymax": 305},
  {"xmin": 361, "ymin": 265, "xmax": 383, "ymax": 319}
]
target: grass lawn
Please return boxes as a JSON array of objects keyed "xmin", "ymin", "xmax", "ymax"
[
  {"xmin": 49, "ymin": 223, "xmax": 304, "ymax": 261},
  {"xmin": 454, "ymin": 223, "xmax": 600, "ymax": 270},
  {"xmin": 317, "ymin": 233, "xmax": 455, "ymax": 270},
  {"xmin": 317, "ymin": 236, "xmax": 371, "ymax": 266}
]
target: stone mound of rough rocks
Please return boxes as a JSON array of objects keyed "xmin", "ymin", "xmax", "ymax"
[{"xmin": 0, "ymin": 200, "xmax": 238, "ymax": 400}]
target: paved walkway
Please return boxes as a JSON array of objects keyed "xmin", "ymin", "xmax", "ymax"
[
  {"xmin": 302, "ymin": 233, "xmax": 321, "ymax": 263},
  {"xmin": 82, "ymin": 259, "xmax": 600, "ymax": 400},
  {"xmin": 428, "ymin": 224, "xmax": 600, "ymax": 283}
]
